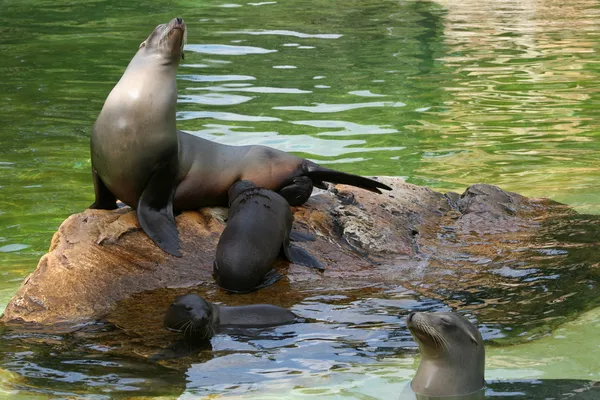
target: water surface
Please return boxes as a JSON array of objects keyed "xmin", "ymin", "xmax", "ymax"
[{"xmin": 0, "ymin": 0, "xmax": 599, "ymax": 398}]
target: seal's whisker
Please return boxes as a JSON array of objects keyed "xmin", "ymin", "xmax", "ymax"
[
  {"xmin": 415, "ymin": 320, "xmax": 449, "ymax": 352},
  {"xmin": 171, "ymin": 320, "xmax": 189, "ymax": 330},
  {"xmin": 183, "ymin": 320, "xmax": 194, "ymax": 337}
]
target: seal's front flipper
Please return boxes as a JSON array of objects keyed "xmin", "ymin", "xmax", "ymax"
[
  {"xmin": 137, "ymin": 164, "xmax": 181, "ymax": 257},
  {"xmin": 279, "ymin": 176, "xmax": 313, "ymax": 206},
  {"xmin": 283, "ymin": 243, "xmax": 325, "ymax": 271},
  {"xmin": 289, "ymin": 229, "xmax": 316, "ymax": 242},
  {"xmin": 219, "ymin": 269, "xmax": 283, "ymax": 293},
  {"xmin": 254, "ymin": 269, "xmax": 283, "ymax": 290},
  {"xmin": 89, "ymin": 168, "xmax": 117, "ymax": 210}
]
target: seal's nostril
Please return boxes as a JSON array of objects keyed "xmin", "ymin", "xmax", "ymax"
[
  {"xmin": 407, "ymin": 312, "xmax": 415, "ymax": 322},
  {"xmin": 176, "ymin": 17, "xmax": 183, "ymax": 24}
]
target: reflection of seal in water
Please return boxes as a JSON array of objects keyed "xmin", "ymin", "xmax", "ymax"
[
  {"xmin": 407, "ymin": 312, "xmax": 485, "ymax": 398},
  {"xmin": 163, "ymin": 294, "xmax": 298, "ymax": 339},
  {"xmin": 214, "ymin": 180, "xmax": 324, "ymax": 293},
  {"xmin": 90, "ymin": 18, "xmax": 391, "ymax": 257}
]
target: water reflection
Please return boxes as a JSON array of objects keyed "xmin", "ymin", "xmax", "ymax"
[
  {"xmin": 185, "ymin": 44, "xmax": 277, "ymax": 55},
  {"xmin": 223, "ymin": 30, "xmax": 343, "ymax": 39},
  {"xmin": 413, "ymin": 0, "xmax": 600, "ymax": 210},
  {"xmin": 190, "ymin": 84, "xmax": 312, "ymax": 93},
  {"xmin": 187, "ymin": 125, "xmax": 405, "ymax": 156},
  {"xmin": 273, "ymin": 101, "xmax": 406, "ymax": 113},
  {"xmin": 291, "ymin": 120, "xmax": 398, "ymax": 136}
]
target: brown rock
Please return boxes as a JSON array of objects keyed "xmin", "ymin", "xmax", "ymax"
[{"xmin": 0, "ymin": 177, "xmax": 573, "ymax": 328}]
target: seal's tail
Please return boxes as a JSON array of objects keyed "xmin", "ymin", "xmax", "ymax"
[{"xmin": 304, "ymin": 161, "xmax": 392, "ymax": 193}]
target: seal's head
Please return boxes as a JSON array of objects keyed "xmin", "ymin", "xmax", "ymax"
[
  {"xmin": 407, "ymin": 312, "xmax": 485, "ymax": 397},
  {"xmin": 139, "ymin": 17, "xmax": 187, "ymax": 62},
  {"xmin": 163, "ymin": 294, "xmax": 218, "ymax": 339}
]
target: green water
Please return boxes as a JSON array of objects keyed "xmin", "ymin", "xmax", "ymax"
[{"xmin": 0, "ymin": 0, "xmax": 599, "ymax": 398}]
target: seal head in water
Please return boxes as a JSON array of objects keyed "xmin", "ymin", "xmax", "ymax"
[
  {"xmin": 407, "ymin": 311, "xmax": 485, "ymax": 398},
  {"xmin": 163, "ymin": 293, "xmax": 298, "ymax": 340}
]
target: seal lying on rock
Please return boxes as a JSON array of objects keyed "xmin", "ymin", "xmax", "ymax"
[
  {"xmin": 407, "ymin": 312, "xmax": 485, "ymax": 398},
  {"xmin": 214, "ymin": 180, "xmax": 324, "ymax": 293},
  {"xmin": 163, "ymin": 294, "xmax": 298, "ymax": 339},
  {"xmin": 89, "ymin": 17, "xmax": 391, "ymax": 257}
]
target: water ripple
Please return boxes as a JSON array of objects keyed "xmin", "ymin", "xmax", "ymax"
[
  {"xmin": 178, "ymin": 74, "xmax": 255, "ymax": 82},
  {"xmin": 188, "ymin": 125, "xmax": 404, "ymax": 157},
  {"xmin": 274, "ymin": 101, "xmax": 406, "ymax": 113},
  {"xmin": 0, "ymin": 244, "xmax": 29, "ymax": 253},
  {"xmin": 178, "ymin": 93, "xmax": 254, "ymax": 106},
  {"xmin": 348, "ymin": 90, "xmax": 387, "ymax": 97},
  {"xmin": 177, "ymin": 112, "xmax": 280, "ymax": 122},
  {"xmin": 223, "ymin": 29, "xmax": 342, "ymax": 39},
  {"xmin": 291, "ymin": 120, "xmax": 398, "ymax": 136},
  {"xmin": 185, "ymin": 44, "xmax": 276, "ymax": 55},
  {"xmin": 189, "ymin": 85, "xmax": 311, "ymax": 94},
  {"xmin": 248, "ymin": 2, "xmax": 277, "ymax": 6}
]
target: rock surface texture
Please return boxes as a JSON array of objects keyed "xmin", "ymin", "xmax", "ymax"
[{"xmin": 1, "ymin": 177, "xmax": 572, "ymax": 327}]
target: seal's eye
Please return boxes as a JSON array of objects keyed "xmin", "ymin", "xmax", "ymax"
[
  {"xmin": 440, "ymin": 316, "xmax": 453, "ymax": 326},
  {"xmin": 185, "ymin": 305, "xmax": 194, "ymax": 311},
  {"xmin": 139, "ymin": 41, "xmax": 147, "ymax": 49}
]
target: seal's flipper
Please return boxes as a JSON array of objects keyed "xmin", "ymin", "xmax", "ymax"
[
  {"xmin": 255, "ymin": 269, "xmax": 283, "ymax": 290},
  {"xmin": 304, "ymin": 161, "xmax": 392, "ymax": 193},
  {"xmin": 279, "ymin": 176, "xmax": 313, "ymax": 206},
  {"xmin": 289, "ymin": 230, "xmax": 316, "ymax": 242},
  {"xmin": 89, "ymin": 168, "xmax": 117, "ymax": 210},
  {"xmin": 283, "ymin": 243, "xmax": 325, "ymax": 271},
  {"xmin": 137, "ymin": 164, "xmax": 181, "ymax": 257},
  {"xmin": 219, "ymin": 269, "xmax": 283, "ymax": 293}
]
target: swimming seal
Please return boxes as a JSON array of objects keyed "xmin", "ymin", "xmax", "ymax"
[
  {"xmin": 214, "ymin": 180, "xmax": 324, "ymax": 293},
  {"xmin": 406, "ymin": 312, "xmax": 485, "ymax": 398},
  {"xmin": 89, "ymin": 18, "xmax": 392, "ymax": 256},
  {"xmin": 163, "ymin": 293, "xmax": 298, "ymax": 339}
]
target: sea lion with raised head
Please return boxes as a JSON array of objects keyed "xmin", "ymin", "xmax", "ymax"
[
  {"xmin": 214, "ymin": 180, "xmax": 323, "ymax": 293},
  {"xmin": 163, "ymin": 293, "xmax": 298, "ymax": 339},
  {"xmin": 90, "ymin": 17, "xmax": 187, "ymax": 256},
  {"xmin": 90, "ymin": 18, "xmax": 391, "ymax": 256},
  {"xmin": 406, "ymin": 311, "xmax": 485, "ymax": 398}
]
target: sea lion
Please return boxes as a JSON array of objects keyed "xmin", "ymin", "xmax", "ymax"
[
  {"xmin": 89, "ymin": 17, "xmax": 391, "ymax": 256},
  {"xmin": 163, "ymin": 293, "xmax": 298, "ymax": 339},
  {"xmin": 406, "ymin": 312, "xmax": 485, "ymax": 398},
  {"xmin": 214, "ymin": 180, "xmax": 324, "ymax": 293}
]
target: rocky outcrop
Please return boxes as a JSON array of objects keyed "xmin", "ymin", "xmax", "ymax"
[{"xmin": 0, "ymin": 177, "xmax": 573, "ymax": 328}]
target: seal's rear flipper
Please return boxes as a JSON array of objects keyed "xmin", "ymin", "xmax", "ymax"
[
  {"xmin": 89, "ymin": 168, "xmax": 118, "ymax": 210},
  {"xmin": 289, "ymin": 229, "xmax": 316, "ymax": 242},
  {"xmin": 305, "ymin": 161, "xmax": 392, "ymax": 194},
  {"xmin": 137, "ymin": 164, "xmax": 181, "ymax": 257},
  {"xmin": 284, "ymin": 244, "xmax": 325, "ymax": 271}
]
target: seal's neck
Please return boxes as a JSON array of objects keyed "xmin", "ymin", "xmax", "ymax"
[
  {"xmin": 411, "ymin": 354, "xmax": 485, "ymax": 397},
  {"xmin": 218, "ymin": 305, "xmax": 292, "ymax": 328},
  {"xmin": 210, "ymin": 302, "xmax": 221, "ymax": 327}
]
